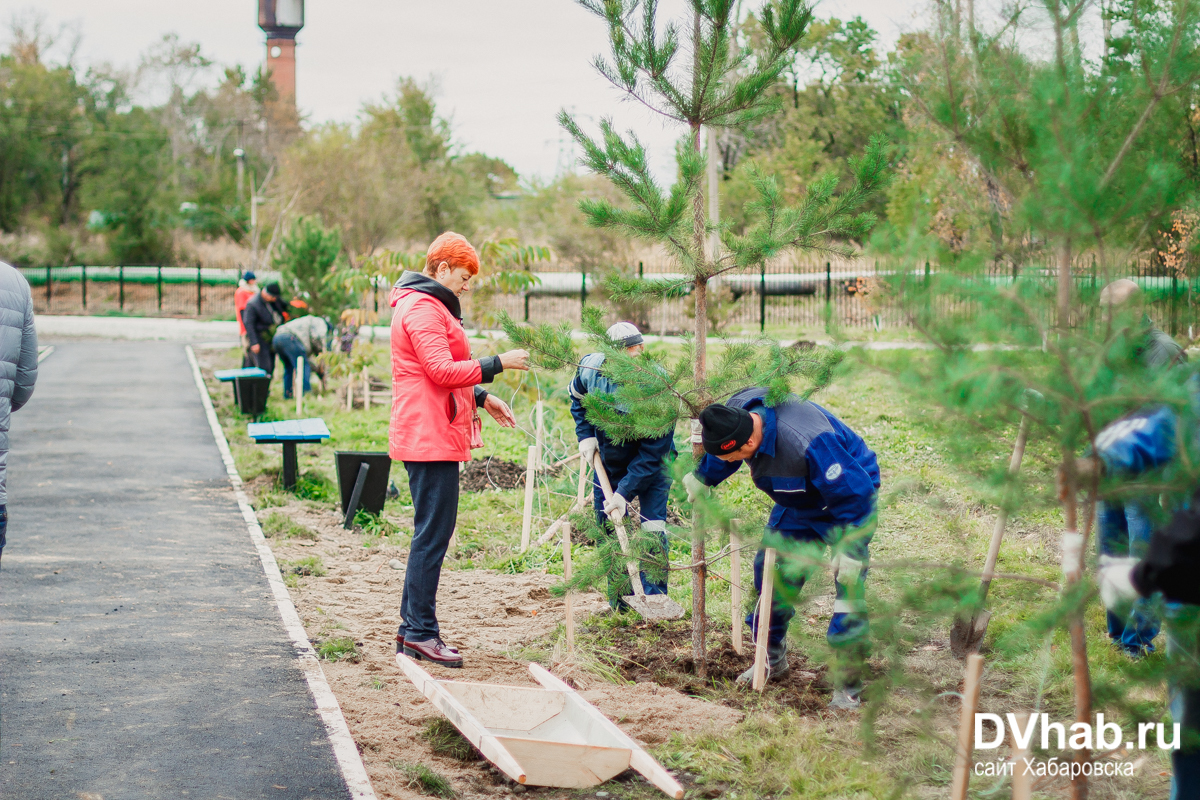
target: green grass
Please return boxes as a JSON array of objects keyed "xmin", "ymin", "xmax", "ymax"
[
  {"xmin": 419, "ymin": 718, "xmax": 478, "ymax": 761},
  {"xmin": 260, "ymin": 511, "xmax": 318, "ymax": 540},
  {"xmin": 391, "ymin": 761, "xmax": 455, "ymax": 798},
  {"xmin": 316, "ymin": 636, "xmax": 361, "ymax": 663},
  {"xmin": 281, "ymin": 555, "xmax": 326, "ymax": 588}
]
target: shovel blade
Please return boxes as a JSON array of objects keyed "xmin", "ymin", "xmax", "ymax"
[
  {"xmin": 624, "ymin": 593, "xmax": 685, "ymax": 621},
  {"xmin": 949, "ymin": 610, "xmax": 992, "ymax": 660}
]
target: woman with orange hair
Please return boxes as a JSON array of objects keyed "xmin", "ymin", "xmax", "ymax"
[{"xmin": 389, "ymin": 231, "xmax": 529, "ymax": 667}]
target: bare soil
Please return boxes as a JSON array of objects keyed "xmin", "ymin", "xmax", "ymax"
[
  {"xmin": 260, "ymin": 498, "xmax": 743, "ymax": 800},
  {"xmin": 459, "ymin": 457, "xmax": 528, "ymax": 492},
  {"xmin": 603, "ymin": 621, "xmax": 829, "ymax": 714}
]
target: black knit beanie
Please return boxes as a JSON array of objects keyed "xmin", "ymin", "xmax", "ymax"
[{"xmin": 699, "ymin": 404, "xmax": 754, "ymax": 456}]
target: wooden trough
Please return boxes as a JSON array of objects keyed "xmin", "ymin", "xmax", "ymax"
[{"xmin": 396, "ymin": 654, "xmax": 684, "ymax": 797}]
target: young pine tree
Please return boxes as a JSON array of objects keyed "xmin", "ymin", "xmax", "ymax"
[{"xmin": 505, "ymin": 0, "xmax": 890, "ymax": 675}]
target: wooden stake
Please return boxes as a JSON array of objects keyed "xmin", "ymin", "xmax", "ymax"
[
  {"xmin": 751, "ymin": 547, "xmax": 776, "ymax": 691},
  {"xmin": 520, "ymin": 445, "xmax": 536, "ymax": 552},
  {"xmin": 295, "ymin": 356, "xmax": 303, "ymax": 416},
  {"xmin": 535, "ymin": 400, "xmax": 545, "ymax": 471},
  {"xmin": 362, "ymin": 366, "xmax": 370, "ymax": 409},
  {"xmin": 563, "ymin": 521, "xmax": 574, "ymax": 654},
  {"xmin": 731, "ymin": 524, "xmax": 743, "ymax": 656},
  {"xmin": 346, "ymin": 374, "xmax": 353, "ymax": 410},
  {"xmin": 950, "ymin": 653, "xmax": 985, "ymax": 800},
  {"xmin": 1010, "ymin": 712, "xmax": 1031, "ymax": 800}
]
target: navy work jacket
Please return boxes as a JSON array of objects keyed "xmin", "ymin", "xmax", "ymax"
[
  {"xmin": 570, "ymin": 352, "xmax": 675, "ymax": 499},
  {"xmin": 695, "ymin": 387, "xmax": 880, "ymax": 535}
]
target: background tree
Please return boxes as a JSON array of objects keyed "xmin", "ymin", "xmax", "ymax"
[{"xmin": 273, "ymin": 215, "xmax": 348, "ymax": 317}]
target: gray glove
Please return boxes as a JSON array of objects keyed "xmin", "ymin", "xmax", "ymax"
[{"xmin": 578, "ymin": 437, "xmax": 599, "ymax": 466}]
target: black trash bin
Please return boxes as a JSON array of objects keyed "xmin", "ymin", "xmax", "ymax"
[
  {"xmin": 235, "ymin": 375, "xmax": 271, "ymax": 417},
  {"xmin": 336, "ymin": 451, "xmax": 393, "ymax": 522}
]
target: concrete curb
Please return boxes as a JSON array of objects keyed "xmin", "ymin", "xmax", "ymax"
[{"xmin": 185, "ymin": 345, "xmax": 378, "ymax": 800}]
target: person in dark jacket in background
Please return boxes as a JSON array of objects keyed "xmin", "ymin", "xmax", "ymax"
[
  {"xmin": 687, "ymin": 388, "xmax": 881, "ymax": 709},
  {"xmin": 0, "ymin": 261, "xmax": 39, "ymax": 567},
  {"xmin": 571, "ymin": 322, "xmax": 675, "ymax": 609},
  {"xmin": 242, "ymin": 281, "xmax": 288, "ymax": 377},
  {"xmin": 1100, "ymin": 492, "xmax": 1200, "ymax": 800}
]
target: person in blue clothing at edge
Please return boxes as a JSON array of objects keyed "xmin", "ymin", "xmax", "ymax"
[
  {"xmin": 1090, "ymin": 279, "xmax": 1187, "ymax": 658},
  {"xmin": 684, "ymin": 386, "xmax": 881, "ymax": 711},
  {"xmin": 571, "ymin": 322, "xmax": 675, "ymax": 610}
]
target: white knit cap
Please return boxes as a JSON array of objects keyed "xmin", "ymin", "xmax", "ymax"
[{"xmin": 606, "ymin": 321, "xmax": 644, "ymax": 348}]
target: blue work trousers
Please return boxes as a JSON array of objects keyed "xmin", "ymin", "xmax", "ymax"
[
  {"xmin": 592, "ymin": 469, "xmax": 671, "ymax": 609},
  {"xmin": 1098, "ymin": 501, "xmax": 1160, "ymax": 653},
  {"xmin": 747, "ymin": 511, "xmax": 874, "ymax": 651},
  {"xmin": 272, "ymin": 332, "xmax": 312, "ymax": 399},
  {"xmin": 398, "ymin": 461, "xmax": 459, "ymax": 642}
]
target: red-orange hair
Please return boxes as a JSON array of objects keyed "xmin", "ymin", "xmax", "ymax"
[{"xmin": 424, "ymin": 232, "xmax": 480, "ymax": 277}]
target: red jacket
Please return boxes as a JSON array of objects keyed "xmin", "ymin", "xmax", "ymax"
[
  {"xmin": 234, "ymin": 285, "xmax": 256, "ymax": 335},
  {"xmin": 387, "ymin": 273, "xmax": 503, "ymax": 462}
]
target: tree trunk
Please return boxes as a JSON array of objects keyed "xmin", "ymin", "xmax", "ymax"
[
  {"xmin": 690, "ymin": 118, "xmax": 709, "ymax": 679},
  {"xmin": 1059, "ymin": 453, "xmax": 1091, "ymax": 800},
  {"xmin": 1058, "ymin": 239, "xmax": 1073, "ymax": 330},
  {"xmin": 689, "ymin": 9, "xmax": 709, "ymax": 679}
]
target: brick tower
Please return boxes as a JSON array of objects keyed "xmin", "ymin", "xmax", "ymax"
[{"xmin": 258, "ymin": 0, "xmax": 304, "ymax": 104}]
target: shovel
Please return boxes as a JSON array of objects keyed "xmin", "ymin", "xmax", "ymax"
[
  {"xmin": 950, "ymin": 414, "xmax": 1030, "ymax": 659},
  {"xmin": 592, "ymin": 453, "xmax": 685, "ymax": 621}
]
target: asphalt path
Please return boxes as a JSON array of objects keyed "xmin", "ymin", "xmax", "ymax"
[{"xmin": 1, "ymin": 341, "xmax": 350, "ymax": 799}]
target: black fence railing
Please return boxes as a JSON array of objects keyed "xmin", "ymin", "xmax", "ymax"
[{"xmin": 20, "ymin": 258, "xmax": 1199, "ymax": 338}]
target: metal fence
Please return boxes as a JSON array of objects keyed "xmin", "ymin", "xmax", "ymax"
[
  {"xmin": 21, "ymin": 265, "xmax": 265, "ymax": 320},
  {"xmin": 473, "ymin": 256, "xmax": 1200, "ymax": 337},
  {"xmin": 21, "ymin": 256, "xmax": 1199, "ymax": 337}
]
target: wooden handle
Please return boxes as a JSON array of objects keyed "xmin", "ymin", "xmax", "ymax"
[
  {"xmin": 751, "ymin": 547, "xmax": 776, "ymax": 691},
  {"xmin": 950, "ymin": 653, "xmax": 985, "ymax": 800},
  {"xmin": 592, "ymin": 453, "xmax": 646, "ymax": 597}
]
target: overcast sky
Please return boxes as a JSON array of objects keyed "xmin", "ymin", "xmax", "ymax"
[{"xmin": 15, "ymin": 1, "xmax": 923, "ymax": 182}]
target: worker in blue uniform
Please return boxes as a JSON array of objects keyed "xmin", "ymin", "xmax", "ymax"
[
  {"xmin": 1093, "ymin": 279, "xmax": 1187, "ymax": 657},
  {"xmin": 686, "ymin": 388, "xmax": 880, "ymax": 710},
  {"xmin": 1075, "ymin": 385, "xmax": 1199, "ymax": 799},
  {"xmin": 571, "ymin": 322, "xmax": 675, "ymax": 609}
]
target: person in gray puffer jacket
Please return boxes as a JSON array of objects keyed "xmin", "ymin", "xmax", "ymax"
[{"xmin": 0, "ymin": 261, "xmax": 39, "ymax": 564}]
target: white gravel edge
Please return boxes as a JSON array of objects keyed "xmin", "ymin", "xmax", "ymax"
[{"xmin": 185, "ymin": 345, "xmax": 378, "ymax": 800}]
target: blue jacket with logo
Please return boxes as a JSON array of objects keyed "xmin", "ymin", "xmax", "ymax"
[
  {"xmin": 570, "ymin": 352, "xmax": 675, "ymax": 499},
  {"xmin": 694, "ymin": 387, "xmax": 880, "ymax": 535},
  {"xmin": 1094, "ymin": 405, "xmax": 1180, "ymax": 476}
]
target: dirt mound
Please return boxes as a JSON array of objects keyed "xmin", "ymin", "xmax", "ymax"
[
  {"xmin": 459, "ymin": 457, "xmax": 526, "ymax": 491},
  {"xmin": 609, "ymin": 621, "xmax": 829, "ymax": 713}
]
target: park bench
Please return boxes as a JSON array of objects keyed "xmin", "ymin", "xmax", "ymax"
[
  {"xmin": 247, "ymin": 418, "xmax": 331, "ymax": 490},
  {"xmin": 216, "ymin": 367, "xmax": 270, "ymax": 417}
]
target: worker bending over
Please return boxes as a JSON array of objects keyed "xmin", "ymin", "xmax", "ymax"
[
  {"xmin": 571, "ymin": 322, "xmax": 675, "ymax": 609},
  {"xmin": 688, "ymin": 388, "xmax": 880, "ymax": 710}
]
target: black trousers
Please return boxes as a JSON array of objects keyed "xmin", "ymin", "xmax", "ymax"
[
  {"xmin": 250, "ymin": 335, "xmax": 275, "ymax": 376},
  {"xmin": 398, "ymin": 461, "xmax": 460, "ymax": 642}
]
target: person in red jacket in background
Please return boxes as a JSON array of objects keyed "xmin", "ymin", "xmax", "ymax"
[
  {"xmin": 389, "ymin": 232, "xmax": 530, "ymax": 667},
  {"xmin": 234, "ymin": 271, "xmax": 257, "ymax": 367}
]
